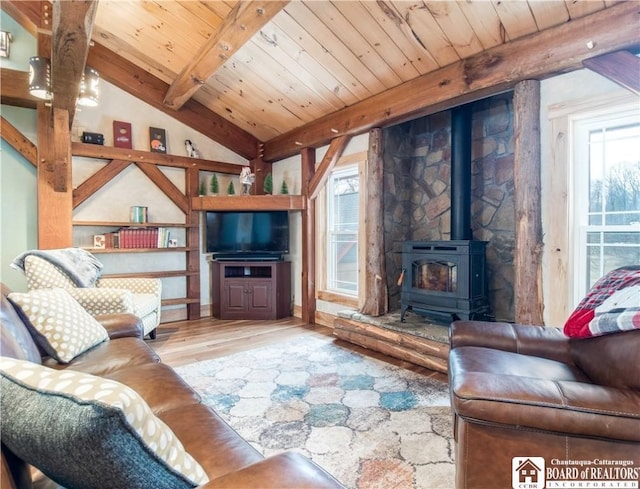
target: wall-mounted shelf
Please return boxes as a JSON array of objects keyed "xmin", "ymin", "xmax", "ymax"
[
  {"xmin": 87, "ymin": 247, "xmax": 192, "ymax": 254},
  {"xmin": 73, "ymin": 221, "xmax": 196, "ymax": 228},
  {"xmin": 193, "ymin": 195, "xmax": 305, "ymax": 211},
  {"xmin": 72, "ymin": 142, "xmax": 243, "ymax": 173}
]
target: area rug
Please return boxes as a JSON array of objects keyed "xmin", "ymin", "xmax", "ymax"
[{"xmin": 175, "ymin": 336, "xmax": 455, "ymax": 489}]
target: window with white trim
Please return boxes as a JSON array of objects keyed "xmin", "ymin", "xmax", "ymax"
[
  {"xmin": 327, "ymin": 166, "xmax": 359, "ymax": 295},
  {"xmin": 572, "ymin": 106, "xmax": 640, "ymax": 303}
]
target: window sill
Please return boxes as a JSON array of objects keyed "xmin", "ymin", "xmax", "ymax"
[{"xmin": 317, "ymin": 290, "xmax": 358, "ymax": 308}]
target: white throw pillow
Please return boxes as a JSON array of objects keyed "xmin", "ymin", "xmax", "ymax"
[{"xmin": 8, "ymin": 289, "xmax": 108, "ymax": 363}]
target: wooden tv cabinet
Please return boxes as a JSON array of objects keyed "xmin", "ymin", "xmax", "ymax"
[{"xmin": 210, "ymin": 260, "xmax": 291, "ymax": 320}]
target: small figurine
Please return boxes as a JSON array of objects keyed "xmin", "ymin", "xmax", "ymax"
[
  {"xmin": 239, "ymin": 166, "xmax": 255, "ymax": 195},
  {"xmin": 185, "ymin": 139, "xmax": 198, "ymax": 158}
]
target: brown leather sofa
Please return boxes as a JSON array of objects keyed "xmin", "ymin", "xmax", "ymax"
[
  {"xmin": 448, "ymin": 320, "xmax": 640, "ymax": 489},
  {"xmin": 0, "ymin": 284, "xmax": 344, "ymax": 489}
]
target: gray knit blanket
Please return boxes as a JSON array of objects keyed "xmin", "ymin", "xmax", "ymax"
[{"xmin": 11, "ymin": 248, "xmax": 103, "ymax": 288}]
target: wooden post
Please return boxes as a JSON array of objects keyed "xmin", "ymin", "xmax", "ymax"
[
  {"xmin": 513, "ymin": 80, "xmax": 544, "ymax": 325},
  {"xmin": 301, "ymin": 147, "xmax": 316, "ymax": 324},
  {"xmin": 37, "ymin": 106, "xmax": 73, "ymax": 249},
  {"xmin": 359, "ymin": 128, "xmax": 387, "ymax": 316},
  {"xmin": 186, "ymin": 167, "xmax": 201, "ymax": 320}
]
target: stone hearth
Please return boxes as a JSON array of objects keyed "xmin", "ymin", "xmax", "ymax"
[{"xmin": 334, "ymin": 310, "xmax": 450, "ymax": 374}]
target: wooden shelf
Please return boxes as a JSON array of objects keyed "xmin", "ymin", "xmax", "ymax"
[
  {"xmin": 102, "ymin": 270, "xmax": 197, "ymax": 279},
  {"xmin": 72, "ymin": 142, "xmax": 243, "ymax": 174},
  {"xmin": 87, "ymin": 247, "xmax": 192, "ymax": 254},
  {"xmin": 73, "ymin": 221, "xmax": 194, "ymax": 228},
  {"xmin": 162, "ymin": 297, "xmax": 200, "ymax": 306},
  {"xmin": 71, "ymin": 145, "xmax": 204, "ymax": 322},
  {"xmin": 193, "ymin": 195, "xmax": 305, "ymax": 211}
]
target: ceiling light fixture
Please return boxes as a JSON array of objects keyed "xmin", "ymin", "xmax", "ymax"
[
  {"xmin": 28, "ymin": 56, "xmax": 52, "ymax": 100},
  {"xmin": 78, "ymin": 67, "xmax": 100, "ymax": 106},
  {"xmin": 28, "ymin": 56, "xmax": 100, "ymax": 106}
]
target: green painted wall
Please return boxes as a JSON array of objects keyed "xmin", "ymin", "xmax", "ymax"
[
  {"xmin": 1, "ymin": 107, "xmax": 38, "ymax": 291},
  {"xmin": 1, "ymin": 10, "xmax": 38, "ymax": 291}
]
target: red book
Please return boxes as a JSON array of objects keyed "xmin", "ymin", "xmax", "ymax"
[{"xmin": 113, "ymin": 121, "xmax": 132, "ymax": 148}]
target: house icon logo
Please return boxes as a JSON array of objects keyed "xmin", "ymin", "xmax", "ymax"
[{"xmin": 512, "ymin": 457, "xmax": 545, "ymax": 489}]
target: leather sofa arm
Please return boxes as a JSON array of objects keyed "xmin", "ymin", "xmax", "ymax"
[
  {"xmin": 198, "ymin": 453, "xmax": 344, "ymax": 489},
  {"xmin": 95, "ymin": 313, "xmax": 143, "ymax": 339},
  {"xmin": 450, "ymin": 320, "xmax": 573, "ymax": 364},
  {"xmin": 450, "ymin": 371, "xmax": 640, "ymax": 442}
]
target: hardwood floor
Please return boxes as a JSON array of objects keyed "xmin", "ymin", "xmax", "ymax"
[{"xmin": 148, "ymin": 317, "xmax": 448, "ymax": 384}]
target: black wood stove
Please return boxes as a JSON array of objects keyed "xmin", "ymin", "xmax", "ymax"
[
  {"xmin": 400, "ymin": 105, "xmax": 491, "ymax": 322},
  {"xmin": 400, "ymin": 240, "xmax": 488, "ymax": 321}
]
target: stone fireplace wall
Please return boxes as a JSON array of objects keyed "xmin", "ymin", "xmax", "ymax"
[{"xmin": 383, "ymin": 94, "xmax": 515, "ymax": 322}]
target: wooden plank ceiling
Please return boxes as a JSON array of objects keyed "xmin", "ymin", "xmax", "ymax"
[
  {"xmin": 4, "ymin": 1, "xmax": 637, "ymax": 161},
  {"xmin": 91, "ymin": 0, "xmax": 613, "ymax": 142}
]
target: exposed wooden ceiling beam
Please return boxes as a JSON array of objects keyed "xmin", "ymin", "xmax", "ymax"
[
  {"xmin": 164, "ymin": 0, "xmax": 289, "ymax": 111},
  {"xmin": 87, "ymin": 43, "xmax": 260, "ymax": 161},
  {"xmin": 1, "ymin": 116, "xmax": 38, "ymax": 167},
  {"xmin": 308, "ymin": 135, "xmax": 349, "ymax": 200},
  {"xmin": 583, "ymin": 50, "xmax": 640, "ymax": 95},
  {"xmin": 50, "ymin": 0, "xmax": 98, "ymax": 124},
  {"xmin": 263, "ymin": 1, "xmax": 640, "ymax": 162}
]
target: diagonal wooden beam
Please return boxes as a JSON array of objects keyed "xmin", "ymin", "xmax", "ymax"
[
  {"xmin": 72, "ymin": 159, "xmax": 132, "ymax": 209},
  {"xmin": 264, "ymin": 1, "xmax": 640, "ymax": 161},
  {"xmin": 164, "ymin": 1, "xmax": 289, "ymax": 110},
  {"xmin": 583, "ymin": 50, "xmax": 640, "ymax": 95},
  {"xmin": 1, "ymin": 116, "xmax": 37, "ymax": 167},
  {"xmin": 0, "ymin": 0, "xmax": 42, "ymax": 36},
  {"xmin": 51, "ymin": 0, "xmax": 98, "ymax": 124},
  {"xmin": 308, "ymin": 135, "xmax": 349, "ymax": 200},
  {"xmin": 134, "ymin": 162, "xmax": 189, "ymax": 213},
  {"xmin": 88, "ymin": 43, "xmax": 260, "ymax": 160}
]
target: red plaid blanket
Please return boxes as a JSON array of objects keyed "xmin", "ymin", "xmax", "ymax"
[{"xmin": 564, "ymin": 266, "xmax": 640, "ymax": 338}]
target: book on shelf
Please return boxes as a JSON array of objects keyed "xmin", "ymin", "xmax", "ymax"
[
  {"xmin": 113, "ymin": 121, "xmax": 132, "ymax": 149},
  {"xmin": 91, "ymin": 227, "xmax": 177, "ymax": 250}
]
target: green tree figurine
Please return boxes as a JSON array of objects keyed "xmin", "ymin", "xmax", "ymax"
[
  {"xmin": 264, "ymin": 172, "xmax": 273, "ymax": 195},
  {"xmin": 210, "ymin": 174, "xmax": 219, "ymax": 195},
  {"xmin": 280, "ymin": 179, "xmax": 289, "ymax": 195},
  {"xmin": 227, "ymin": 180, "xmax": 235, "ymax": 195}
]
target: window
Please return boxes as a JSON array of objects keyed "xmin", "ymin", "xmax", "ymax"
[
  {"xmin": 327, "ymin": 167, "xmax": 359, "ymax": 295},
  {"xmin": 572, "ymin": 106, "xmax": 640, "ymax": 303}
]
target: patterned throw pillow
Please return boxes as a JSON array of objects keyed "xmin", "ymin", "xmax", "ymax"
[
  {"xmin": 24, "ymin": 255, "xmax": 76, "ymax": 290},
  {"xmin": 8, "ymin": 289, "xmax": 108, "ymax": 363},
  {"xmin": 564, "ymin": 266, "xmax": 640, "ymax": 338},
  {"xmin": 0, "ymin": 357, "xmax": 209, "ymax": 489}
]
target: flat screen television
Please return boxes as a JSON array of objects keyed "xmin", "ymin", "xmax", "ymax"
[{"xmin": 205, "ymin": 210, "xmax": 289, "ymax": 260}]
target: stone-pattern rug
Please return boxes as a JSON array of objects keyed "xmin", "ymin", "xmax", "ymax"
[{"xmin": 175, "ymin": 336, "xmax": 455, "ymax": 489}]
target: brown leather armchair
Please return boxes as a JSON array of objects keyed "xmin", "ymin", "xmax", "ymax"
[{"xmin": 448, "ymin": 320, "xmax": 640, "ymax": 489}]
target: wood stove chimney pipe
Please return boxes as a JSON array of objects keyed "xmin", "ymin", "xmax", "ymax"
[{"xmin": 451, "ymin": 105, "xmax": 473, "ymax": 241}]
